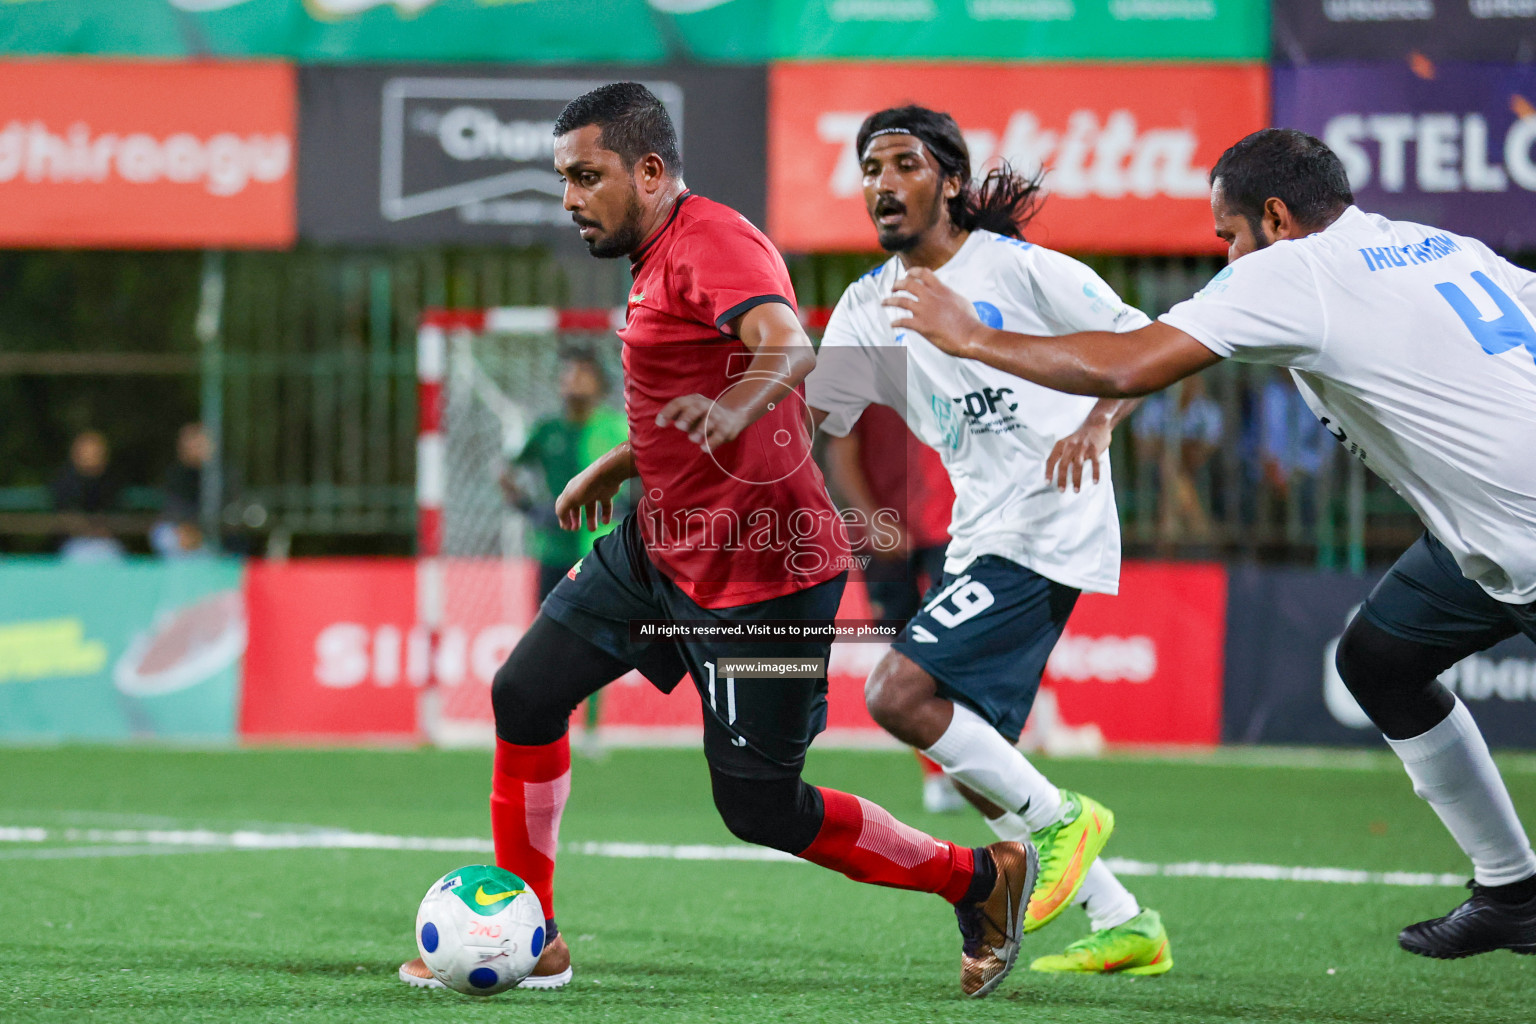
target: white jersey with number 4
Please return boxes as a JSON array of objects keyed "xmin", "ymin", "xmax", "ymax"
[
  {"xmin": 1161, "ymin": 205, "xmax": 1536, "ymax": 604},
  {"xmin": 806, "ymin": 229, "xmax": 1149, "ymax": 595}
]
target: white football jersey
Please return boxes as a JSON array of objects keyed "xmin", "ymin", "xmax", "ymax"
[
  {"xmin": 1161, "ymin": 206, "xmax": 1536, "ymax": 604},
  {"xmin": 807, "ymin": 230, "xmax": 1149, "ymax": 595}
]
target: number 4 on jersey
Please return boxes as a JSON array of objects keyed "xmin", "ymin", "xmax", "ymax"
[{"xmin": 1435, "ymin": 271, "xmax": 1536, "ymax": 362}]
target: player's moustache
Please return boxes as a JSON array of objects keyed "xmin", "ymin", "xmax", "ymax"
[
  {"xmin": 874, "ymin": 196, "xmax": 905, "ymax": 218},
  {"xmin": 571, "ymin": 213, "xmax": 601, "ymax": 230}
]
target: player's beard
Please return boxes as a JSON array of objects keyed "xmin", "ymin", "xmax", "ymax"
[
  {"xmin": 876, "ymin": 186, "xmax": 946, "ymax": 254},
  {"xmin": 1244, "ymin": 214, "xmax": 1275, "ymax": 253},
  {"xmin": 581, "ymin": 187, "xmax": 647, "ymax": 259}
]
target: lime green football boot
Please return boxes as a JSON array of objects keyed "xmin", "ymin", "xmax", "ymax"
[
  {"xmin": 1023, "ymin": 790, "xmax": 1115, "ymax": 934},
  {"xmin": 1030, "ymin": 909, "xmax": 1173, "ymax": 976}
]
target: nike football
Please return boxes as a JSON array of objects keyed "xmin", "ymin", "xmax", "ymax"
[{"xmin": 414, "ymin": 865, "xmax": 546, "ymax": 995}]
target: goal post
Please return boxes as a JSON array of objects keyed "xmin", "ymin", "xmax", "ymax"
[{"xmin": 415, "ymin": 307, "xmax": 625, "ymax": 747}]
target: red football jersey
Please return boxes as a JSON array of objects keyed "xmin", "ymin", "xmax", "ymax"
[
  {"xmin": 619, "ymin": 193, "xmax": 848, "ymax": 608},
  {"xmin": 852, "ymin": 404, "xmax": 955, "ymax": 551}
]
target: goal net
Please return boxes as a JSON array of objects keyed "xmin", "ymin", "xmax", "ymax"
[{"xmin": 416, "ymin": 308, "xmax": 625, "ymax": 747}]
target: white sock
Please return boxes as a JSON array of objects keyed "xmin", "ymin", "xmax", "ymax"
[
  {"xmin": 924, "ymin": 703, "xmax": 1063, "ymax": 831},
  {"xmin": 982, "ymin": 809, "xmax": 1030, "ymax": 843},
  {"xmin": 1386, "ymin": 698, "xmax": 1536, "ymax": 886},
  {"xmin": 1075, "ymin": 861, "xmax": 1140, "ymax": 931},
  {"xmin": 982, "ymin": 811, "xmax": 1139, "ymax": 930}
]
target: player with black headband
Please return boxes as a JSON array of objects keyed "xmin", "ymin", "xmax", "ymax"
[
  {"xmin": 885, "ymin": 126, "xmax": 1536, "ymax": 962},
  {"xmin": 805, "ymin": 106, "xmax": 1173, "ymax": 977}
]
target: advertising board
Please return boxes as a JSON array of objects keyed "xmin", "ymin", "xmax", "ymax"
[
  {"xmin": 1, "ymin": 0, "xmax": 1264, "ymax": 62},
  {"xmin": 0, "ymin": 60, "xmax": 295, "ymax": 248},
  {"xmin": 299, "ymin": 64, "xmax": 766, "ymax": 246},
  {"xmin": 769, "ymin": 63, "xmax": 1268, "ymax": 254},
  {"xmin": 1275, "ymin": 62, "xmax": 1536, "ymax": 251},
  {"xmin": 1273, "ymin": 0, "xmax": 1536, "ymax": 64},
  {"xmin": 0, "ymin": 560, "xmax": 244, "ymax": 741},
  {"xmin": 1223, "ymin": 566, "xmax": 1536, "ymax": 748}
]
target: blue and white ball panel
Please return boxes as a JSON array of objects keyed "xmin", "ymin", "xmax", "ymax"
[{"xmin": 413, "ymin": 865, "xmax": 547, "ymax": 996}]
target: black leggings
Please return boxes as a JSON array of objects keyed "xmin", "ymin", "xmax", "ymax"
[
  {"xmin": 491, "ymin": 614, "xmax": 825, "ymax": 855},
  {"xmin": 1334, "ymin": 613, "xmax": 1459, "ymax": 741}
]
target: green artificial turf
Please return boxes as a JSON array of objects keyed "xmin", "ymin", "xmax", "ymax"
[{"xmin": 3, "ymin": 744, "xmax": 1535, "ymax": 1023}]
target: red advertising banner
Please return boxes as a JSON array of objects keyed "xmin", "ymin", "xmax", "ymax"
[
  {"xmin": 238, "ymin": 557, "xmax": 1224, "ymax": 747},
  {"xmin": 240, "ymin": 559, "xmax": 420, "ymax": 740},
  {"xmin": 0, "ymin": 60, "xmax": 296, "ymax": 248},
  {"xmin": 768, "ymin": 63, "xmax": 1268, "ymax": 255},
  {"xmin": 1040, "ymin": 562, "xmax": 1227, "ymax": 746}
]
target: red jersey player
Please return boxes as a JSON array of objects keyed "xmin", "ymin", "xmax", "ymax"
[{"xmin": 397, "ymin": 83, "xmax": 1037, "ymax": 999}]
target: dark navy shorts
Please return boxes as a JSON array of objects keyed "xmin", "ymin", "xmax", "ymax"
[
  {"xmin": 542, "ymin": 514, "xmax": 847, "ymax": 779},
  {"xmin": 1361, "ymin": 532, "xmax": 1536, "ymax": 653},
  {"xmin": 892, "ymin": 555, "xmax": 1080, "ymax": 742},
  {"xmin": 864, "ymin": 544, "xmax": 949, "ymax": 624}
]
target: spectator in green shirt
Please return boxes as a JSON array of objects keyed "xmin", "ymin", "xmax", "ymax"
[{"xmin": 502, "ymin": 350, "xmax": 628, "ymax": 602}]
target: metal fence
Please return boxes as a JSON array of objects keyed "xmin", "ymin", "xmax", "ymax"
[
  {"xmin": 1080, "ymin": 257, "xmax": 1416, "ymax": 570},
  {"xmin": 214, "ymin": 248, "xmax": 630, "ymax": 549},
  {"xmin": 4, "ymin": 246, "xmax": 1422, "ymax": 564}
]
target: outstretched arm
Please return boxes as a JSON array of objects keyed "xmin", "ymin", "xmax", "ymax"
[
  {"xmin": 655, "ymin": 302, "xmax": 815, "ymax": 451},
  {"xmin": 883, "ymin": 267, "xmax": 1222, "ymax": 398}
]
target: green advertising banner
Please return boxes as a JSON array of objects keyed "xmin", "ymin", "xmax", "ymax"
[
  {"xmin": 0, "ymin": 0, "xmax": 1265, "ymax": 62},
  {"xmin": 0, "ymin": 559, "xmax": 244, "ymax": 741},
  {"xmin": 0, "ymin": 0, "xmax": 728, "ymax": 62},
  {"xmin": 773, "ymin": 0, "xmax": 1267, "ymax": 60}
]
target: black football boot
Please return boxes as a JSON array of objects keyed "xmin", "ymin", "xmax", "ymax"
[{"xmin": 1399, "ymin": 882, "xmax": 1536, "ymax": 959}]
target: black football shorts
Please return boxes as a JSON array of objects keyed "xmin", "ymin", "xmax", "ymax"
[
  {"xmin": 542, "ymin": 514, "xmax": 847, "ymax": 780},
  {"xmin": 1361, "ymin": 532, "xmax": 1536, "ymax": 653}
]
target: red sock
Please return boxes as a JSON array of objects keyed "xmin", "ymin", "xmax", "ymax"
[
  {"xmin": 490, "ymin": 736, "xmax": 571, "ymax": 927},
  {"xmin": 799, "ymin": 788, "xmax": 976, "ymax": 904},
  {"xmin": 916, "ymin": 752, "xmax": 945, "ymax": 777}
]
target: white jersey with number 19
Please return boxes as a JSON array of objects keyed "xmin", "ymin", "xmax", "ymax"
[
  {"xmin": 1160, "ymin": 205, "xmax": 1536, "ymax": 604},
  {"xmin": 806, "ymin": 230, "xmax": 1149, "ymax": 596}
]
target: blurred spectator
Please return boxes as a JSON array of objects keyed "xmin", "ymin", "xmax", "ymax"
[
  {"xmin": 1132, "ymin": 377, "xmax": 1224, "ymax": 543},
  {"xmin": 151, "ymin": 422, "xmax": 213, "ymax": 558},
  {"xmin": 823, "ymin": 405, "xmax": 963, "ymax": 815},
  {"xmin": 823, "ymin": 403, "xmax": 955, "ymax": 622},
  {"xmin": 50, "ymin": 429, "xmax": 124, "ymax": 561},
  {"xmin": 501, "ymin": 351, "xmax": 628, "ymax": 602},
  {"xmin": 1256, "ymin": 371, "xmax": 1336, "ymax": 536},
  {"xmin": 500, "ymin": 351, "xmax": 626, "ymax": 758}
]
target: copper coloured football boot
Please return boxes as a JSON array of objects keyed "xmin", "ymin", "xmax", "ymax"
[{"xmin": 954, "ymin": 841, "xmax": 1039, "ymax": 998}]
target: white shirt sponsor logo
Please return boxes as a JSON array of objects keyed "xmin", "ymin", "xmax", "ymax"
[{"xmin": 809, "ymin": 230, "xmax": 1147, "ymax": 594}]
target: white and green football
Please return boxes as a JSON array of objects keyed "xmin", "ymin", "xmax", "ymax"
[{"xmin": 414, "ymin": 865, "xmax": 546, "ymax": 995}]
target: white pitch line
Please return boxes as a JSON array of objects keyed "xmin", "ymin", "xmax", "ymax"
[
  {"xmin": 566, "ymin": 840, "xmax": 799, "ymax": 863},
  {"xmin": 0, "ymin": 825, "xmax": 1466, "ymax": 887},
  {"xmin": 0, "ymin": 844, "xmax": 224, "ymax": 861},
  {"xmin": 0, "ymin": 827, "xmax": 48, "ymax": 843},
  {"xmin": 1099, "ymin": 857, "xmax": 1466, "ymax": 889}
]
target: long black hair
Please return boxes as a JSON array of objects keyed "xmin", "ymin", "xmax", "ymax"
[{"xmin": 855, "ymin": 105, "xmax": 1045, "ymax": 240}]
